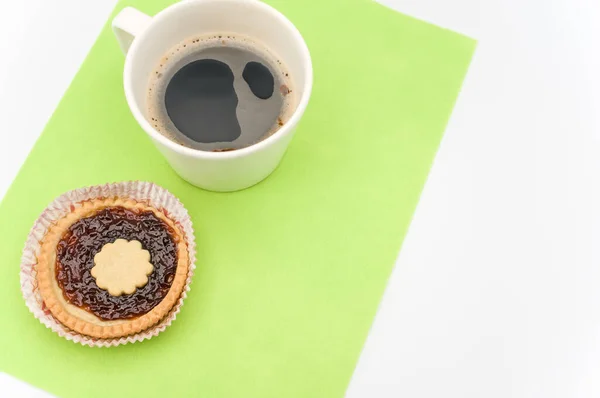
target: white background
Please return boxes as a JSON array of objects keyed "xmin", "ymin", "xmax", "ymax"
[{"xmin": 1, "ymin": 1, "xmax": 600, "ymax": 397}]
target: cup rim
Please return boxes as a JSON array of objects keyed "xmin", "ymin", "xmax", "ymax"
[{"xmin": 123, "ymin": 0, "xmax": 313, "ymax": 159}]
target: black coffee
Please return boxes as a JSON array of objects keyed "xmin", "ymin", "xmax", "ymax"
[{"xmin": 148, "ymin": 35, "xmax": 295, "ymax": 152}]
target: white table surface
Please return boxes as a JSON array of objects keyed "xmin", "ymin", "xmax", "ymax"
[{"xmin": 2, "ymin": 1, "xmax": 600, "ymax": 397}]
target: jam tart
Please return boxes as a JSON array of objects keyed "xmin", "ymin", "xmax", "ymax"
[{"xmin": 35, "ymin": 197, "xmax": 189, "ymax": 339}]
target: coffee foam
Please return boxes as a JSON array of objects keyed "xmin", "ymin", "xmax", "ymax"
[{"xmin": 146, "ymin": 34, "xmax": 296, "ymax": 151}]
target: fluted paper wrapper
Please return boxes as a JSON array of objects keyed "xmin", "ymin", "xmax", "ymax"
[{"xmin": 20, "ymin": 181, "xmax": 196, "ymax": 347}]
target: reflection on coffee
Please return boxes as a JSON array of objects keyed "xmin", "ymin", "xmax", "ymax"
[{"xmin": 147, "ymin": 35, "xmax": 295, "ymax": 152}]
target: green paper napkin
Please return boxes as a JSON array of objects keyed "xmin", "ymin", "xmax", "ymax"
[{"xmin": 0, "ymin": 1, "xmax": 475, "ymax": 397}]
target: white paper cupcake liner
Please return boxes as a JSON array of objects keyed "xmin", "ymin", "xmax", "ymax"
[{"xmin": 20, "ymin": 181, "xmax": 196, "ymax": 347}]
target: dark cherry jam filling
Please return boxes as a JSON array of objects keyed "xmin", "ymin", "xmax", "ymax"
[{"xmin": 55, "ymin": 206, "xmax": 179, "ymax": 320}]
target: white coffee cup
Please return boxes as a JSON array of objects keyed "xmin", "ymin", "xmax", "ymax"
[{"xmin": 112, "ymin": 0, "xmax": 312, "ymax": 192}]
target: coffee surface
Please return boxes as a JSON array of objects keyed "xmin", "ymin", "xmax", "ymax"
[{"xmin": 148, "ymin": 35, "xmax": 295, "ymax": 152}]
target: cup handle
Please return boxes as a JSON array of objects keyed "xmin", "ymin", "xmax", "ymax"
[{"xmin": 112, "ymin": 7, "xmax": 152, "ymax": 55}]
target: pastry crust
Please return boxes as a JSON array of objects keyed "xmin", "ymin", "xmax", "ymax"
[{"xmin": 35, "ymin": 198, "xmax": 189, "ymax": 339}]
